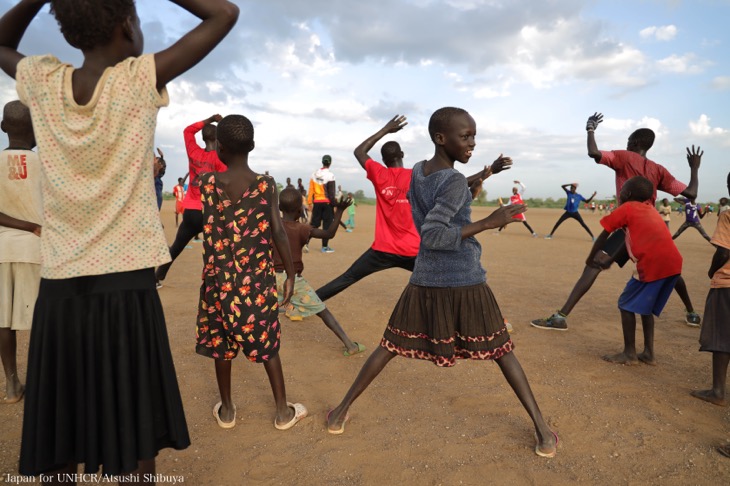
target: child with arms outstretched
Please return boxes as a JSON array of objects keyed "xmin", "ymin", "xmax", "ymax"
[
  {"xmin": 196, "ymin": 115, "xmax": 308, "ymax": 431},
  {"xmin": 273, "ymin": 188, "xmax": 364, "ymax": 356},
  {"xmin": 593, "ymin": 177, "xmax": 682, "ymax": 365},
  {"xmin": 326, "ymin": 107, "xmax": 557, "ymax": 458},
  {"xmin": 0, "ymin": 0, "xmax": 238, "ymax": 479}
]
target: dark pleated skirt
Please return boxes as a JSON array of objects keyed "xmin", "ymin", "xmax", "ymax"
[
  {"xmin": 19, "ymin": 268, "xmax": 190, "ymax": 476},
  {"xmin": 381, "ymin": 283, "xmax": 513, "ymax": 367},
  {"xmin": 699, "ymin": 288, "xmax": 730, "ymax": 354}
]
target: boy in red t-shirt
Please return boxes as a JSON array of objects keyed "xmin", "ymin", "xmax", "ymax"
[{"xmin": 595, "ymin": 176, "xmax": 682, "ymax": 365}]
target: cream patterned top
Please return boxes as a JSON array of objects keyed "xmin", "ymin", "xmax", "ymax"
[{"xmin": 16, "ymin": 54, "xmax": 171, "ymax": 279}]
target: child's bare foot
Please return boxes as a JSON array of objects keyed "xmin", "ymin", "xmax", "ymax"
[
  {"xmin": 602, "ymin": 352, "xmax": 638, "ymax": 365},
  {"xmin": 637, "ymin": 351, "xmax": 656, "ymax": 366},
  {"xmin": 690, "ymin": 389, "xmax": 728, "ymax": 407},
  {"xmin": 2, "ymin": 383, "xmax": 24, "ymax": 404}
]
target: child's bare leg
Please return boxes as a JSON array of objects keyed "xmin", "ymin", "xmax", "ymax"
[
  {"xmin": 0, "ymin": 328, "xmax": 23, "ymax": 400},
  {"xmin": 327, "ymin": 346, "xmax": 396, "ymax": 431},
  {"xmin": 691, "ymin": 352, "xmax": 730, "ymax": 406},
  {"xmin": 214, "ymin": 359, "xmax": 235, "ymax": 422},
  {"xmin": 603, "ymin": 310, "xmax": 639, "ymax": 364},
  {"xmin": 317, "ymin": 308, "xmax": 358, "ymax": 353},
  {"xmin": 637, "ymin": 314, "xmax": 656, "ymax": 365},
  {"xmin": 263, "ymin": 354, "xmax": 295, "ymax": 424},
  {"xmin": 673, "ymin": 276, "xmax": 695, "ymax": 312},
  {"xmin": 556, "ymin": 249, "xmax": 613, "ymax": 316},
  {"xmin": 495, "ymin": 352, "xmax": 556, "ymax": 454}
]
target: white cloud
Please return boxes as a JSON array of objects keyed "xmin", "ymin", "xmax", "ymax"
[
  {"xmin": 656, "ymin": 54, "xmax": 710, "ymax": 74},
  {"xmin": 689, "ymin": 114, "xmax": 728, "ymax": 137},
  {"xmin": 640, "ymin": 25, "xmax": 677, "ymax": 41},
  {"xmin": 710, "ymin": 76, "xmax": 730, "ymax": 90}
]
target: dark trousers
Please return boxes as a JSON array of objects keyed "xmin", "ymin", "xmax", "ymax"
[
  {"xmin": 672, "ymin": 221, "xmax": 712, "ymax": 242},
  {"xmin": 310, "ymin": 202, "xmax": 334, "ymax": 248},
  {"xmin": 155, "ymin": 209, "xmax": 203, "ymax": 281},
  {"xmin": 549, "ymin": 211, "xmax": 594, "ymax": 238},
  {"xmin": 315, "ymin": 248, "xmax": 416, "ymax": 301}
]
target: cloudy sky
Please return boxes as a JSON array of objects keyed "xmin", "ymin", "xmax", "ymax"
[{"xmin": 1, "ymin": 0, "xmax": 728, "ymax": 201}]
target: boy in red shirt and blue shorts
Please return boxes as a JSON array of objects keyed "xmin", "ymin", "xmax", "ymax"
[{"xmin": 594, "ymin": 176, "xmax": 682, "ymax": 365}]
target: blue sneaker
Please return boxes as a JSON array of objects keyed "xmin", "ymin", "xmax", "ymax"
[{"xmin": 322, "ymin": 247, "xmax": 335, "ymax": 253}]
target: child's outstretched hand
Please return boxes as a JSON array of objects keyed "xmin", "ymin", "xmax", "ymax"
[
  {"xmin": 207, "ymin": 114, "xmax": 223, "ymax": 124},
  {"xmin": 468, "ymin": 176, "xmax": 485, "ymax": 200},
  {"xmin": 490, "ymin": 154, "xmax": 513, "ymax": 174},
  {"xmin": 335, "ymin": 196, "xmax": 353, "ymax": 211},
  {"xmin": 586, "ymin": 112, "xmax": 603, "ymax": 131},
  {"xmin": 484, "ymin": 204, "xmax": 526, "ymax": 229},
  {"xmin": 686, "ymin": 145, "xmax": 703, "ymax": 170},
  {"xmin": 281, "ymin": 277, "xmax": 294, "ymax": 307},
  {"xmin": 383, "ymin": 115, "xmax": 408, "ymax": 133}
]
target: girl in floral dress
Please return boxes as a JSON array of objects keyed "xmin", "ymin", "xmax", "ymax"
[{"xmin": 195, "ymin": 114, "xmax": 307, "ymax": 430}]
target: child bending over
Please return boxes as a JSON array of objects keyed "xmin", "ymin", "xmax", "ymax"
[
  {"xmin": 196, "ymin": 115, "xmax": 308, "ymax": 431},
  {"xmin": 0, "ymin": 0, "xmax": 238, "ymax": 478},
  {"xmin": 593, "ymin": 176, "xmax": 682, "ymax": 365},
  {"xmin": 273, "ymin": 188, "xmax": 364, "ymax": 356},
  {"xmin": 326, "ymin": 107, "xmax": 557, "ymax": 458}
]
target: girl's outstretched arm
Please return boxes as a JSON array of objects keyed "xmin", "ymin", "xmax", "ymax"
[
  {"xmin": 0, "ymin": 0, "xmax": 48, "ymax": 79},
  {"xmin": 154, "ymin": 0, "xmax": 239, "ymax": 90}
]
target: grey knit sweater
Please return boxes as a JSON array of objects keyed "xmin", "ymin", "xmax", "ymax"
[{"xmin": 408, "ymin": 161, "xmax": 486, "ymax": 287}]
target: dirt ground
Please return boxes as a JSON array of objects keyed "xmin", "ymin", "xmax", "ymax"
[{"xmin": 2, "ymin": 202, "xmax": 729, "ymax": 485}]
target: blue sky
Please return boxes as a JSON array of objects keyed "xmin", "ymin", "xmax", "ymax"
[{"xmin": 1, "ymin": 0, "xmax": 728, "ymax": 201}]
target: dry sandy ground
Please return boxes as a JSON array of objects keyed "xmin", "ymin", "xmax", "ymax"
[{"xmin": 2, "ymin": 202, "xmax": 729, "ymax": 485}]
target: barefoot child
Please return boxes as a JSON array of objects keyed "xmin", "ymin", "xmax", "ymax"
[
  {"xmin": 0, "ymin": 100, "xmax": 41, "ymax": 405},
  {"xmin": 691, "ymin": 171, "xmax": 730, "ymax": 410},
  {"xmin": 273, "ymin": 187, "xmax": 364, "ymax": 356},
  {"xmin": 196, "ymin": 115, "xmax": 308, "ymax": 431},
  {"xmin": 594, "ymin": 176, "xmax": 682, "ymax": 365},
  {"xmin": 0, "ymin": 0, "xmax": 239, "ymax": 478},
  {"xmin": 326, "ymin": 107, "xmax": 557, "ymax": 458}
]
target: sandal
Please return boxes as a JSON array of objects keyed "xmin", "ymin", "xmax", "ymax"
[{"xmin": 274, "ymin": 402, "xmax": 308, "ymax": 430}]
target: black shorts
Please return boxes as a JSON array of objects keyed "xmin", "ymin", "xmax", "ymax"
[{"xmin": 600, "ymin": 230, "xmax": 629, "ymax": 268}]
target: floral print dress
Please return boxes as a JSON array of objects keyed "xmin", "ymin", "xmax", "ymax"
[{"xmin": 195, "ymin": 173, "xmax": 280, "ymax": 362}]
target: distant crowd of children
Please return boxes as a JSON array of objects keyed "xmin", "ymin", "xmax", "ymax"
[{"xmin": 1, "ymin": 1, "xmax": 729, "ymax": 484}]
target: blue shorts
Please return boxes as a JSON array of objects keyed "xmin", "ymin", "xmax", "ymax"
[{"xmin": 618, "ymin": 275, "xmax": 679, "ymax": 316}]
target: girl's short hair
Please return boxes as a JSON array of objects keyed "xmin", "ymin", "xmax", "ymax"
[
  {"xmin": 51, "ymin": 0, "xmax": 135, "ymax": 51},
  {"xmin": 216, "ymin": 115, "xmax": 254, "ymax": 153}
]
